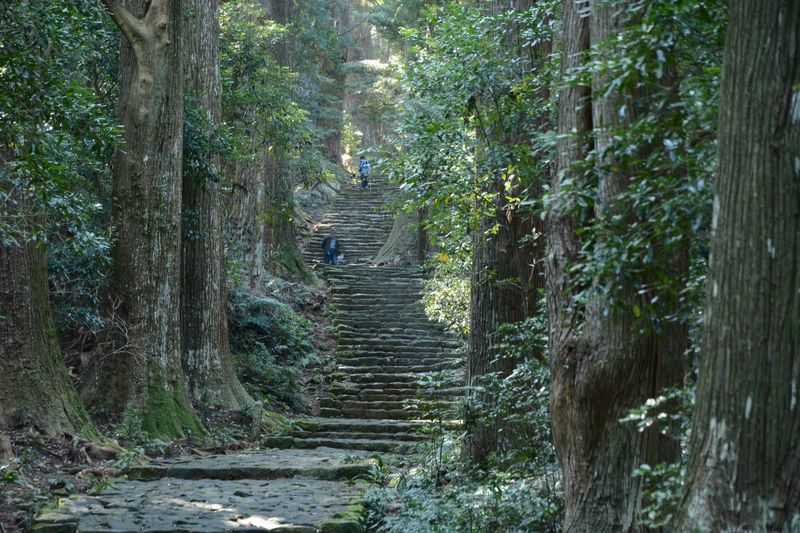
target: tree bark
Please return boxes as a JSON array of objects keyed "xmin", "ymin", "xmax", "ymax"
[
  {"xmin": 227, "ymin": 142, "xmax": 269, "ymax": 291},
  {"xmin": 83, "ymin": 0, "xmax": 202, "ymax": 438},
  {"xmin": 462, "ymin": 0, "xmax": 548, "ymax": 466},
  {"xmin": 0, "ymin": 183, "xmax": 97, "ymax": 437},
  {"xmin": 546, "ymin": 1, "xmax": 685, "ymax": 530},
  {"xmin": 676, "ymin": 2, "xmax": 800, "ymax": 530},
  {"xmin": 463, "ymin": 193, "xmax": 542, "ymax": 465},
  {"xmin": 182, "ymin": 0, "xmax": 251, "ymax": 408}
]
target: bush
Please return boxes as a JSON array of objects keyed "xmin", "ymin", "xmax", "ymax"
[
  {"xmin": 364, "ymin": 432, "xmax": 562, "ymax": 533},
  {"xmin": 228, "ymin": 290, "xmax": 316, "ymax": 410}
]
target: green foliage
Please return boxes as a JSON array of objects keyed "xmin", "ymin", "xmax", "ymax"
[
  {"xmin": 183, "ymin": 94, "xmax": 232, "ymax": 189},
  {"xmin": 621, "ymin": 386, "xmax": 694, "ymax": 528},
  {"xmin": 367, "ymin": 312, "xmax": 562, "ymax": 532},
  {"xmin": 385, "ymin": 2, "xmax": 558, "ymax": 256},
  {"xmin": 422, "ymin": 254, "xmax": 471, "ymax": 337},
  {"xmin": 365, "ymin": 434, "xmax": 562, "ymax": 532},
  {"xmin": 0, "ymin": 1, "xmax": 118, "ymax": 243},
  {"xmin": 228, "ymin": 290, "xmax": 317, "ymax": 410},
  {"xmin": 1, "ymin": 1, "xmax": 118, "ymax": 352},
  {"xmin": 1, "ymin": 464, "xmax": 19, "ymax": 483},
  {"xmin": 219, "ymin": 0, "xmax": 332, "ymax": 187},
  {"xmin": 552, "ymin": 0, "xmax": 725, "ymax": 332}
]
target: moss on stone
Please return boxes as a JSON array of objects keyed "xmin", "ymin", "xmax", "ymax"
[
  {"xmin": 262, "ymin": 409, "xmax": 289, "ymax": 431},
  {"xmin": 30, "ymin": 507, "xmax": 78, "ymax": 532},
  {"xmin": 275, "ymin": 243, "xmax": 319, "ymax": 285},
  {"xmin": 319, "ymin": 503, "xmax": 366, "ymax": 533}
]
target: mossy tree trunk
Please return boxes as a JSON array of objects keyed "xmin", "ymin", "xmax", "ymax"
[
  {"xmin": 546, "ymin": 1, "xmax": 685, "ymax": 529},
  {"xmin": 182, "ymin": 0, "xmax": 251, "ymax": 408},
  {"xmin": 676, "ymin": 2, "xmax": 800, "ymax": 529},
  {"xmin": 83, "ymin": 0, "xmax": 202, "ymax": 438},
  {"xmin": 0, "ymin": 179, "xmax": 97, "ymax": 437}
]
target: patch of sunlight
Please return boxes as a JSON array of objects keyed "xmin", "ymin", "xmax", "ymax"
[
  {"xmin": 360, "ymin": 59, "xmax": 389, "ymax": 71},
  {"xmin": 234, "ymin": 515, "xmax": 296, "ymax": 529},
  {"xmin": 165, "ymin": 498, "xmax": 234, "ymax": 512}
]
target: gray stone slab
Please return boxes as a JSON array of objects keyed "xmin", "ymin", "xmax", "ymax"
[
  {"xmin": 127, "ymin": 448, "xmax": 377, "ymax": 481},
  {"xmin": 35, "ymin": 477, "xmax": 362, "ymax": 532}
]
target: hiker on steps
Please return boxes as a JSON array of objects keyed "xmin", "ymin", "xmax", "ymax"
[
  {"xmin": 358, "ymin": 155, "xmax": 371, "ymax": 189},
  {"xmin": 322, "ymin": 230, "xmax": 341, "ymax": 265}
]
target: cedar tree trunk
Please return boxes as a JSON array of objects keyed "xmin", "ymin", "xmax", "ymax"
[
  {"xmin": 462, "ymin": 0, "xmax": 548, "ymax": 467},
  {"xmin": 182, "ymin": 0, "xmax": 251, "ymax": 407},
  {"xmin": 546, "ymin": 1, "xmax": 685, "ymax": 530},
  {"xmin": 676, "ymin": 2, "xmax": 800, "ymax": 530},
  {"xmin": 0, "ymin": 183, "xmax": 96, "ymax": 436},
  {"xmin": 83, "ymin": 0, "xmax": 202, "ymax": 438}
]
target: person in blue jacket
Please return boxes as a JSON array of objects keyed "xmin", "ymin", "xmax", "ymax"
[{"xmin": 358, "ymin": 156, "xmax": 371, "ymax": 189}]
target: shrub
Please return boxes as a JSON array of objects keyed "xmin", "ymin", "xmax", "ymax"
[{"xmin": 228, "ymin": 290, "xmax": 316, "ymax": 410}]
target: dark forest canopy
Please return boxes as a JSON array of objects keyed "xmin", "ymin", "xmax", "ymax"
[{"xmin": 0, "ymin": 0, "xmax": 797, "ymax": 531}]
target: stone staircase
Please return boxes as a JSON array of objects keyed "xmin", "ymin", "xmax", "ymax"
[
  {"xmin": 268, "ymin": 176, "xmax": 465, "ymax": 453},
  {"xmin": 301, "ymin": 176, "xmax": 394, "ymax": 267}
]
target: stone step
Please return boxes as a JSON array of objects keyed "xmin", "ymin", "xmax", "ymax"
[
  {"xmin": 336, "ymin": 325, "xmax": 452, "ymax": 337},
  {"xmin": 337, "ymin": 333, "xmax": 458, "ymax": 344},
  {"xmin": 332, "ymin": 372, "xmax": 460, "ymax": 384},
  {"xmin": 333, "ymin": 320, "xmax": 443, "ymax": 331},
  {"xmin": 326, "ymin": 269, "xmax": 422, "ymax": 277},
  {"xmin": 336, "ymin": 345, "xmax": 460, "ymax": 355},
  {"xmin": 262, "ymin": 436, "xmax": 410, "ymax": 453},
  {"xmin": 287, "ymin": 430, "xmax": 426, "ymax": 442},
  {"xmin": 328, "ymin": 389, "xmax": 463, "ymax": 402},
  {"xmin": 336, "ymin": 361, "xmax": 461, "ymax": 374},
  {"xmin": 320, "ymin": 398, "xmax": 454, "ymax": 412},
  {"xmin": 336, "ymin": 355, "xmax": 461, "ymax": 367},
  {"xmin": 333, "ymin": 305, "xmax": 426, "ymax": 315},
  {"xmin": 126, "ymin": 448, "xmax": 377, "ymax": 482},
  {"xmin": 327, "ymin": 275, "xmax": 422, "ymax": 282},
  {"xmin": 331, "ymin": 293, "xmax": 424, "ymax": 302},
  {"xmin": 332, "ymin": 311, "xmax": 430, "ymax": 321},
  {"xmin": 293, "ymin": 417, "xmax": 438, "ymax": 435},
  {"xmin": 298, "ymin": 183, "xmax": 464, "ymax": 449},
  {"xmin": 338, "ymin": 337, "xmax": 457, "ymax": 348},
  {"xmin": 331, "ymin": 298, "xmax": 424, "ymax": 306},
  {"xmin": 318, "ymin": 406, "xmax": 445, "ymax": 420},
  {"xmin": 327, "ymin": 279, "xmax": 423, "ymax": 287},
  {"xmin": 34, "ymin": 476, "xmax": 365, "ymax": 532},
  {"xmin": 338, "ymin": 342, "xmax": 452, "ymax": 351},
  {"xmin": 329, "ymin": 380, "xmax": 458, "ymax": 392}
]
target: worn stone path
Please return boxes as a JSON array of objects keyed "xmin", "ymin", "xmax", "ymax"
[{"xmin": 34, "ymin": 175, "xmax": 463, "ymax": 532}]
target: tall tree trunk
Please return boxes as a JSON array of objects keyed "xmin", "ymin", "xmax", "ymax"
[
  {"xmin": 83, "ymin": 0, "xmax": 202, "ymax": 438},
  {"xmin": 676, "ymin": 2, "xmax": 800, "ymax": 530},
  {"xmin": 462, "ymin": 0, "xmax": 547, "ymax": 466},
  {"xmin": 547, "ymin": 1, "xmax": 685, "ymax": 530},
  {"xmin": 463, "ymin": 193, "xmax": 542, "ymax": 465},
  {"xmin": 260, "ymin": 0, "xmax": 313, "ymax": 279},
  {"xmin": 226, "ymin": 133, "xmax": 268, "ymax": 291},
  {"xmin": 182, "ymin": 0, "xmax": 251, "ymax": 407},
  {"xmin": 321, "ymin": 0, "xmax": 347, "ymax": 163},
  {"xmin": 0, "ymin": 180, "xmax": 96, "ymax": 437}
]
